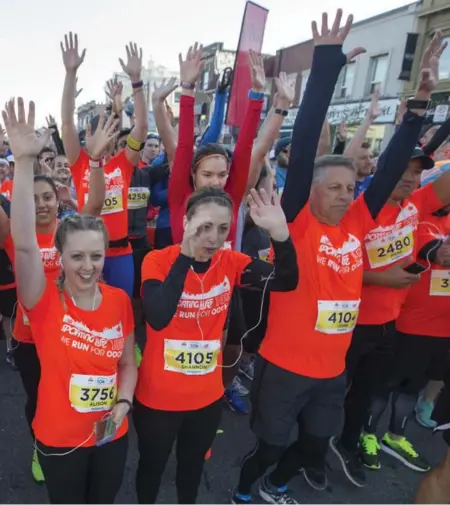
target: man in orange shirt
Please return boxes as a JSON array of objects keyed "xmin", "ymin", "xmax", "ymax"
[{"xmin": 232, "ymin": 13, "xmax": 446, "ymax": 505}]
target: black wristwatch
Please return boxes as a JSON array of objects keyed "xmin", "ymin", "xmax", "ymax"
[
  {"xmin": 116, "ymin": 399, "xmax": 133, "ymax": 412},
  {"xmin": 406, "ymin": 99, "xmax": 429, "ymax": 111},
  {"xmin": 275, "ymin": 108, "xmax": 288, "ymax": 117}
]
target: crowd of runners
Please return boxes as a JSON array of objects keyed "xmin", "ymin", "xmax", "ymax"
[{"xmin": 2, "ymin": 7, "xmax": 450, "ymax": 505}]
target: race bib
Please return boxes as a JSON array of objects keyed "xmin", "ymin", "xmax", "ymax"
[
  {"xmin": 128, "ymin": 187, "xmax": 150, "ymax": 210},
  {"xmin": 315, "ymin": 300, "xmax": 360, "ymax": 335},
  {"xmin": 366, "ymin": 226, "xmax": 413, "ymax": 269},
  {"xmin": 69, "ymin": 374, "xmax": 117, "ymax": 413},
  {"xmin": 85, "ymin": 188, "xmax": 123, "ymax": 215},
  {"xmin": 164, "ymin": 339, "xmax": 221, "ymax": 375},
  {"xmin": 430, "ymin": 270, "xmax": 450, "ymax": 296}
]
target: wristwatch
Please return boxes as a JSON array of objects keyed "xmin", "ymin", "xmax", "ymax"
[
  {"xmin": 406, "ymin": 99, "xmax": 429, "ymax": 110},
  {"xmin": 275, "ymin": 108, "xmax": 288, "ymax": 117}
]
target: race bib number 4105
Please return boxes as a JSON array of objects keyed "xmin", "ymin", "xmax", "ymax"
[
  {"xmin": 164, "ymin": 339, "xmax": 221, "ymax": 375},
  {"xmin": 69, "ymin": 374, "xmax": 116, "ymax": 413},
  {"xmin": 315, "ymin": 300, "xmax": 360, "ymax": 335}
]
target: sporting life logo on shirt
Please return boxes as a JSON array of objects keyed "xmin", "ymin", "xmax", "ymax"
[
  {"xmin": 60, "ymin": 314, "xmax": 124, "ymax": 358},
  {"xmin": 176, "ymin": 276, "xmax": 231, "ymax": 320},
  {"xmin": 40, "ymin": 247, "xmax": 61, "ymax": 269},
  {"xmin": 317, "ymin": 234, "xmax": 363, "ymax": 274}
]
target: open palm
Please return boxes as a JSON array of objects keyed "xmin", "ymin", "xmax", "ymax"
[
  {"xmin": 248, "ymin": 189, "xmax": 287, "ymax": 234},
  {"xmin": 2, "ymin": 99, "xmax": 50, "ymax": 160},
  {"xmin": 60, "ymin": 32, "xmax": 86, "ymax": 71}
]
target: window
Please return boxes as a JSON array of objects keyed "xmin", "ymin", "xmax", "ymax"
[
  {"xmin": 440, "ymin": 37, "xmax": 450, "ymax": 80},
  {"xmin": 335, "ymin": 63, "xmax": 355, "ymax": 98},
  {"xmin": 368, "ymin": 54, "xmax": 388, "ymax": 94}
]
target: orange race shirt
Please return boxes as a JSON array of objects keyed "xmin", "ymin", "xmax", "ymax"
[
  {"xmin": 71, "ymin": 150, "xmax": 134, "ymax": 257},
  {"xmin": 25, "ymin": 281, "xmax": 134, "ymax": 447},
  {"xmin": 0, "ymin": 179, "xmax": 13, "ymax": 200},
  {"xmin": 3, "ymin": 225, "xmax": 61, "ymax": 343},
  {"xmin": 357, "ymin": 184, "xmax": 443, "ymax": 325},
  {"xmin": 260, "ymin": 197, "xmax": 375, "ymax": 379},
  {"xmin": 136, "ymin": 245, "xmax": 251, "ymax": 411},
  {"xmin": 396, "ymin": 213, "xmax": 450, "ymax": 337}
]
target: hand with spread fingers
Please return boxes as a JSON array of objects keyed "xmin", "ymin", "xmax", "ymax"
[
  {"xmin": 85, "ymin": 112, "xmax": 120, "ymax": 160},
  {"xmin": 60, "ymin": 32, "xmax": 86, "ymax": 72},
  {"xmin": 249, "ymin": 49, "xmax": 265, "ymax": 92},
  {"xmin": 106, "ymin": 77, "xmax": 124, "ymax": 116},
  {"xmin": 311, "ymin": 9, "xmax": 366, "ymax": 63},
  {"xmin": 418, "ymin": 30, "xmax": 448, "ymax": 94},
  {"xmin": 248, "ymin": 189, "xmax": 289, "ymax": 242},
  {"xmin": 2, "ymin": 98, "xmax": 51, "ymax": 161},
  {"xmin": 179, "ymin": 43, "xmax": 204, "ymax": 85},
  {"xmin": 119, "ymin": 42, "xmax": 143, "ymax": 83},
  {"xmin": 152, "ymin": 77, "xmax": 178, "ymax": 104}
]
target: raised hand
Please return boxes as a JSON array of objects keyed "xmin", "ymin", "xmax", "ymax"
[
  {"xmin": 274, "ymin": 72, "xmax": 295, "ymax": 107},
  {"xmin": 311, "ymin": 9, "xmax": 366, "ymax": 63},
  {"xmin": 85, "ymin": 112, "xmax": 120, "ymax": 160},
  {"xmin": 367, "ymin": 86, "xmax": 381, "ymax": 120},
  {"xmin": 2, "ymin": 98, "xmax": 51, "ymax": 161},
  {"xmin": 119, "ymin": 43, "xmax": 143, "ymax": 82},
  {"xmin": 152, "ymin": 77, "xmax": 178, "ymax": 104},
  {"xmin": 248, "ymin": 189, "xmax": 289, "ymax": 242},
  {"xmin": 249, "ymin": 49, "xmax": 265, "ymax": 92},
  {"xmin": 60, "ymin": 32, "xmax": 86, "ymax": 72},
  {"xmin": 46, "ymin": 114, "xmax": 56, "ymax": 127},
  {"xmin": 418, "ymin": 31, "xmax": 448, "ymax": 93},
  {"xmin": 105, "ymin": 77, "xmax": 124, "ymax": 116},
  {"xmin": 54, "ymin": 181, "xmax": 72, "ymax": 202},
  {"xmin": 179, "ymin": 43, "xmax": 204, "ymax": 85}
]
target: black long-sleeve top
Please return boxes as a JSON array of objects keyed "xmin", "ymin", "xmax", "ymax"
[
  {"xmin": 280, "ymin": 45, "xmax": 426, "ymax": 225},
  {"xmin": 423, "ymin": 116, "xmax": 450, "ymax": 156},
  {"xmin": 142, "ymin": 237, "xmax": 297, "ymax": 331}
]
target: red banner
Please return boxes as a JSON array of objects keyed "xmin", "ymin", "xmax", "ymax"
[{"xmin": 226, "ymin": 1, "xmax": 268, "ymax": 128}]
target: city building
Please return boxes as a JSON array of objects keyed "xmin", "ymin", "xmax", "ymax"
[
  {"xmin": 76, "ymin": 100, "xmax": 106, "ymax": 131},
  {"xmin": 403, "ymin": 0, "xmax": 450, "ymax": 124},
  {"xmin": 266, "ymin": 2, "xmax": 421, "ymax": 151},
  {"xmin": 110, "ymin": 58, "xmax": 180, "ymax": 131}
]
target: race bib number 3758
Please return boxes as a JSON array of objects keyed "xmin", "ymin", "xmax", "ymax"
[{"xmin": 164, "ymin": 339, "xmax": 221, "ymax": 375}]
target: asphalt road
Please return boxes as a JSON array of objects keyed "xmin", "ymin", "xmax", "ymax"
[{"xmin": 0, "ymin": 344, "xmax": 446, "ymax": 504}]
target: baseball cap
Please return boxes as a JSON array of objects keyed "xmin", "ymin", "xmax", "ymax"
[
  {"xmin": 275, "ymin": 137, "xmax": 292, "ymax": 158},
  {"xmin": 410, "ymin": 146, "xmax": 434, "ymax": 171}
]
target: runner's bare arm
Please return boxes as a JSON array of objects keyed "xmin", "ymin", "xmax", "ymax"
[
  {"xmin": 152, "ymin": 78, "xmax": 178, "ymax": 164},
  {"xmin": 119, "ymin": 43, "xmax": 148, "ymax": 166},
  {"xmin": 5, "ymin": 99, "xmax": 50, "ymax": 309},
  {"xmin": 60, "ymin": 33, "xmax": 85, "ymax": 166}
]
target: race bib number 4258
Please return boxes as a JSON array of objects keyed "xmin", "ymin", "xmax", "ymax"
[
  {"xmin": 128, "ymin": 187, "xmax": 150, "ymax": 209},
  {"xmin": 164, "ymin": 339, "xmax": 221, "ymax": 375}
]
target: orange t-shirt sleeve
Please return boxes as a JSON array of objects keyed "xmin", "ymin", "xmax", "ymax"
[
  {"xmin": 232, "ymin": 250, "xmax": 253, "ymax": 282},
  {"xmin": 416, "ymin": 183, "xmax": 445, "ymax": 217},
  {"xmin": 70, "ymin": 149, "xmax": 89, "ymax": 189},
  {"xmin": 22, "ymin": 280, "xmax": 59, "ymax": 336}
]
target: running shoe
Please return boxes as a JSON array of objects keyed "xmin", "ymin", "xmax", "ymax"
[
  {"xmin": 329, "ymin": 436, "xmax": 366, "ymax": 487},
  {"xmin": 32, "ymin": 448, "xmax": 45, "ymax": 484},
  {"xmin": 381, "ymin": 433, "xmax": 431, "ymax": 472},
  {"xmin": 224, "ymin": 387, "xmax": 249, "ymax": 415},
  {"xmin": 231, "ymin": 490, "xmax": 252, "ymax": 504},
  {"xmin": 5, "ymin": 350, "xmax": 17, "ymax": 370},
  {"xmin": 301, "ymin": 466, "xmax": 328, "ymax": 491},
  {"xmin": 415, "ymin": 397, "xmax": 437, "ymax": 429},
  {"xmin": 232, "ymin": 376, "xmax": 250, "ymax": 397},
  {"xmin": 134, "ymin": 344, "xmax": 142, "ymax": 367},
  {"xmin": 359, "ymin": 433, "xmax": 381, "ymax": 470},
  {"xmin": 259, "ymin": 477, "xmax": 298, "ymax": 504},
  {"xmin": 239, "ymin": 359, "xmax": 255, "ymax": 381}
]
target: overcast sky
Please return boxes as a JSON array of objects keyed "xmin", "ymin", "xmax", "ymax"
[{"xmin": 0, "ymin": 0, "xmax": 414, "ymax": 124}]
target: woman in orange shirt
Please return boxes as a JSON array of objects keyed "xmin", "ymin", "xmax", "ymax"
[
  {"xmin": 134, "ymin": 186, "xmax": 298, "ymax": 504},
  {"xmin": 3, "ymin": 98, "xmax": 137, "ymax": 504}
]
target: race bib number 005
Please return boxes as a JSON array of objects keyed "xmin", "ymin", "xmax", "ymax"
[
  {"xmin": 430, "ymin": 270, "xmax": 450, "ymax": 296},
  {"xmin": 69, "ymin": 374, "xmax": 116, "ymax": 413},
  {"xmin": 315, "ymin": 300, "xmax": 360, "ymax": 335},
  {"xmin": 366, "ymin": 227, "xmax": 413, "ymax": 269},
  {"xmin": 128, "ymin": 187, "xmax": 150, "ymax": 210},
  {"xmin": 164, "ymin": 339, "xmax": 221, "ymax": 375}
]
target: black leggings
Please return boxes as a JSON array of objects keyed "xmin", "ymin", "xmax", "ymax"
[
  {"xmin": 237, "ymin": 430, "xmax": 329, "ymax": 495},
  {"xmin": 14, "ymin": 341, "xmax": 41, "ymax": 434},
  {"xmin": 133, "ymin": 398, "xmax": 222, "ymax": 504},
  {"xmin": 36, "ymin": 434, "xmax": 128, "ymax": 504}
]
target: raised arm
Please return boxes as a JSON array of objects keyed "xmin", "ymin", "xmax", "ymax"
[
  {"xmin": 344, "ymin": 87, "xmax": 380, "ymax": 159},
  {"xmin": 152, "ymin": 78, "xmax": 178, "ymax": 163},
  {"xmin": 200, "ymin": 89, "xmax": 228, "ymax": 147},
  {"xmin": 281, "ymin": 10, "xmax": 365, "ymax": 223},
  {"xmin": 246, "ymin": 73, "xmax": 295, "ymax": 191},
  {"xmin": 4, "ymin": 99, "xmax": 50, "ymax": 309},
  {"xmin": 226, "ymin": 50, "xmax": 265, "ymax": 204},
  {"xmin": 423, "ymin": 115, "xmax": 450, "ymax": 156},
  {"xmin": 81, "ymin": 113, "xmax": 120, "ymax": 216},
  {"xmin": 60, "ymin": 33, "xmax": 85, "ymax": 166},
  {"xmin": 168, "ymin": 43, "xmax": 204, "ymax": 204},
  {"xmin": 316, "ymin": 117, "xmax": 331, "ymax": 157},
  {"xmin": 333, "ymin": 121, "xmax": 347, "ymax": 154},
  {"xmin": 119, "ymin": 43, "xmax": 148, "ymax": 166},
  {"xmin": 364, "ymin": 32, "xmax": 448, "ymax": 218}
]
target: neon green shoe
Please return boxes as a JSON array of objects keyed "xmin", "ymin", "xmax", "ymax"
[
  {"xmin": 32, "ymin": 448, "xmax": 45, "ymax": 484},
  {"xmin": 359, "ymin": 433, "xmax": 381, "ymax": 470},
  {"xmin": 134, "ymin": 344, "xmax": 142, "ymax": 367},
  {"xmin": 381, "ymin": 433, "xmax": 431, "ymax": 472}
]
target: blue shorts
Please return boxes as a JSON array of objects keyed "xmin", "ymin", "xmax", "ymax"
[{"xmin": 103, "ymin": 254, "xmax": 134, "ymax": 299}]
